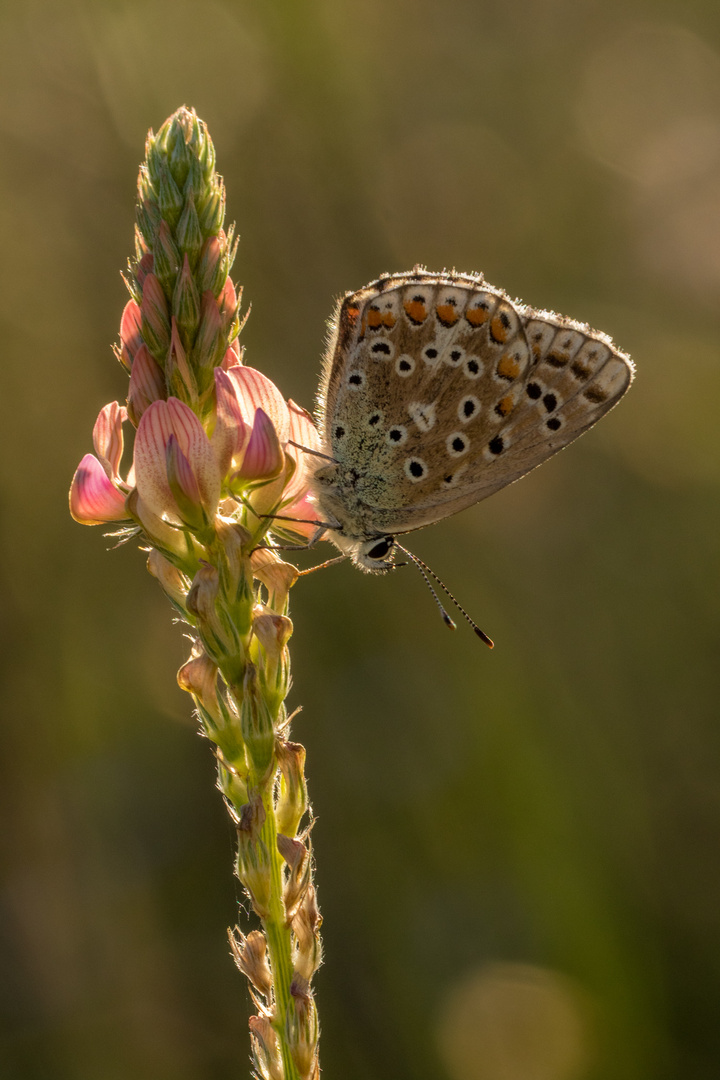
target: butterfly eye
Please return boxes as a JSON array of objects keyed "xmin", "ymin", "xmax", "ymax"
[{"xmin": 367, "ymin": 537, "xmax": 393, "ymax": 560}]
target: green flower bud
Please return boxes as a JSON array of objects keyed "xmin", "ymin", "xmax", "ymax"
[
  {"xmin": 140, "ymin": 272, "xmax": 171, "ymax": 361},
  {"xmin": 172, "ymin": 254, "xmax": 201, "ymax": 352},
  {"xmin": 152, "ymin": 220, "xmax": 181, "ymax": 295},
  {"xmin": 176, "ymin": 193, "xmax": 203, "ymax": 269}
]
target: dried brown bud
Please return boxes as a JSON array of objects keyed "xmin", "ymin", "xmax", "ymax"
[
  {"xmin": 249, "ymin": 1015, "xmax": 284, "ymax": 1080},
  {"xmin": 228, "ymin": 928, "xmax": 273, "ymax": 998},
  {"xmin": 236, "ymin": 793, "xmax": 271, "ymax": 917},
  {"xmin": 250, "ymin": 548, "xmax": 299, "ymax": 612},
  {"xmin": 292, "ymin": 886, "xmax": 323, "ymax": 981},
  {"xmin": 286, "ymin": 990, "xmax": 319, "ymax": 1079},
  {"xmin": 278, "ymin": 834, "xmax": 311, "ymax": 922}
]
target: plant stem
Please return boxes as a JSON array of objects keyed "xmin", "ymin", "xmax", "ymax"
[{"xmin": 261, "ymin": 796, "xmax": 302, "ymax": 1080}]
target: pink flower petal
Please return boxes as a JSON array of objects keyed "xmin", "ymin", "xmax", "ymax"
[
  {"xmin": 92, "ymin": 402, "xmax": 128, "ymax": 481},
  {"xmin": 224, "ymin": 366, "xmax": 290, "ymax": 441},
  {"xmin": 213, "ymin": 368, "xmax": 251, "ymax": 477},
  {"xmin": 120, "ymin": 299, "xmax": 142, "ymax": 359},
  {"xmin": 219, "ymin": 277, "xmax": 237, "ymax": 330},
  {"xmin": 127, "ymin": 344, "xmax": 165, "ymax": 424},
  {"xmin": 69, "ymin": 454, "xmax": 129, "ymax": 524},
  {"xmin": 235, "ymin": 408, "xmax": 284, "ymax": 481},
  {"xmin": 224, "ymin": 340, "xmax": 243, "ymax": 367},
  {"xmin": 278, "ymin": 489, "xmax": 321, "ymax": 540},
  {"xmin": 282, "ymin": 399, "xmax": 322, "ymax": 505},
  {"xmin": 167, "ymin": 434, "xmax": 202, "ymax": 502},
  {"xmin": 135, "ymin": 251, "xmax": 154, "ymax": 289},
  {"xmin": 134, "ymin": 398, "xmax": 221, "ymax": 524}
]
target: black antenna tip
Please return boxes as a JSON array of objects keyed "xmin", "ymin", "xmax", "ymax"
[
  {"xmin": 442, "ymin": 612, "xmax": 457, "ymax": 630},
  {"xmin": 474, "ymin": 626, "xmax": 494, "ymax": 648}
]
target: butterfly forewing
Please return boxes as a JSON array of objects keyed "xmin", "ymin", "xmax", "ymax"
[{"xmin": 317, "ymin": 270, "xmax": 634, "ymax": 537}]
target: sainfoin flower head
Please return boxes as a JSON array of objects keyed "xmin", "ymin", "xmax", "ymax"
[
  {"xmin": 70, "ymin": 367, "xmax": 321, "ymax": 541},
  {"xmin": 70, "ymin": 107, "xmax": 323, "ymax": 1080}
]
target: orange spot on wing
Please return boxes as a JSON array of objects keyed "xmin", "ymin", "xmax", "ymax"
[
  {"xmin": 366, "ymin": 308, "xmax": 383, "ymax": 329},
  {"xmin": 496, "ymin": 354, "xmax": 521, "ymax": 380},
  {"xmin": 490, "ymin": 315, "xmax": 509, "ymax": 343},
  {"xmin": 404, "ymin": 299, "xmax": 427, "ymax": 324},
  {"xmin": 436, "ymin": 303, "xmax": 459, "ymax": 326},
  {"xmin": 496, "ymin": 395, "xmax": 514, "ymax": 417},
  {"xmin": 382, "ymin": 312, "xmax": 396, "ymax": 328},
  {"xmin": 466, "ymin": 305, "xmax": 490, "ymax": 327}
]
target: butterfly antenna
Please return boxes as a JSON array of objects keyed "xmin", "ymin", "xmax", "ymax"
[{"xmin": 395, "ymin": 542, "xmax": 494, "ymax": 648}]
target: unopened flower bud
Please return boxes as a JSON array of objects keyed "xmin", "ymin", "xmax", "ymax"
[
  {"xmin": 198, "ymin": 175, "xmax": 225, "ymax": 235},
  {"xmin": 229, "ymin": 928, "xmax": 273, "ymax": 997},
  {"xmin": 276, "ymin": 740, "xmax": 308, "ymax": 839},
  {"xmin": 236, "ymin": 794, "xmax": 271, "ymax": 917},
  {"xmin": 218, "ymin": 277, "xmax": 238, "ymax": 333},
  {"xmin": 120, "ymin": 298, "xmax": 143, "ymax": 368},
  {"xmin": 224, "ymin": 340, "xmax": 243, "ymax": 366},
  {"xmin": 152, "ymin": 220, "xmax": 181, "ymax": 295},
  {"xmin": 196, "ymin": 235, "xmax": 227, "ymax": 296},
  {"xmin": 165, "ymin": 316, "xmax": 198, "ymax": 401},
  {"xmin": 168, "ymin": 124, "xmax": 192, "ymax": 190},
  {"xmin": 141, "ymin": 272, "xmax": 172, "ymax": 361},
  {"xmin": 176, "ymin": 193, "xmax": 203, "ymax": 268},
  {"xmin": 191, "ymin": 291, "xmax": 223, "ymax": 392},
  {"xmin": 172, "ymin": 253, "xmax": 201, "ymax": 351},
  {"xmin": 135, "ymin": 251, "xmax": 154, "ymax": 291},
  {"xmin": 127, "ymin": 344, "xmax": 165, "ymax": 425},
  {"xmin": 155, "ymin": 155, "xmax": 184, "ymax": 230},
  {"xmin": 136, "ymin": 191, "xmax": 162, "ymax": 250}
]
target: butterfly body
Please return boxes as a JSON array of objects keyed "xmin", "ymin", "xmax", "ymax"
[{"xmin": 311, "ymin": 269, "xmax": 634, "ymax": 571}]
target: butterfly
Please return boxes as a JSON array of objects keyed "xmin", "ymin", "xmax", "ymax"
[{"xmin": 309, "ymin": 268, "xmax": 634, "ymax": 577}]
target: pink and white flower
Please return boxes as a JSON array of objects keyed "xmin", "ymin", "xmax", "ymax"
[{"xmin": 69, "ymin": 402, "xmax": 133, "ymax": 524}]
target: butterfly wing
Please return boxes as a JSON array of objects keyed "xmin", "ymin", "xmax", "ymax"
[{"xmin": 317, "ymin": 271, "xmax": 634, "ymax": 537}]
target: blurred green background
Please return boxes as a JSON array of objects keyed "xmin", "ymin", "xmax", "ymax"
[{"xmin": 1, "ymin": 1, "xmax": 719, "ymax": 1078}]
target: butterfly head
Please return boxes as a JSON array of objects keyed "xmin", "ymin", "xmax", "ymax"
[{"xmin": 326, "ymin": 529, "xmax": 397, "ymax": 574}]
